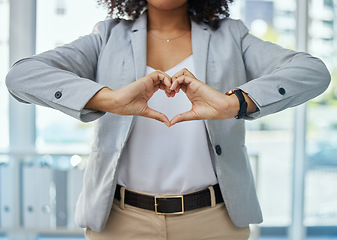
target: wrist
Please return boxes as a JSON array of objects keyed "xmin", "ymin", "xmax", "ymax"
[
  {"xmin": 226, "ymin": 89, "xmax": 257, "ymax": 118},
  {"xmin": 227, "ymin": 93, "xmax": 241, "ymax": 118},
  {"xmin": 85, "ymin": 87, "xmax": 116, "ymax": 112}
]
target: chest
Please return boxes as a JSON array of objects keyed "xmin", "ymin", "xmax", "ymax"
[{"xmin": 146, "ymin": 31, "xmax": 192, "ymax": 72}]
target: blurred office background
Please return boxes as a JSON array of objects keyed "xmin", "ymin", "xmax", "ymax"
[{"xmin": 0, "ymin": 0, "xmax": 336, "ymax": 239}]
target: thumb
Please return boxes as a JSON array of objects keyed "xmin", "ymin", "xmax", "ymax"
[
  {"xmin": 142, "ymin": 107, "xmax": 171, "ymax": 127},
  {"xmin": 170, "ymin": 110, "xmax": 198, "ymax": 126}
]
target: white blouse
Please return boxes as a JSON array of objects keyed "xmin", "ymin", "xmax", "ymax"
[{"xmin": 117, "ymin": 55, "xmax": 218, "ymax": 194}]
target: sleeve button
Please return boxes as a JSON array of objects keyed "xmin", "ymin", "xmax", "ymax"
[
  {"xmin": 55, "ymin": 91, "xmax": 62, "ymax": 99},
  {"xmin": 278, "ymin": 87, "xmax": 286, "ymax": 95},
  {"xmin": 215, "ymin": 145, "xmax": 222, "ymax": 155}
]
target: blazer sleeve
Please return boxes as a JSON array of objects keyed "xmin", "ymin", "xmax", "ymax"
[
  {"xmin": 236, "ymin": 20, "xmax": 331, "ymax": 119},
  {"xmin": 5, "ymin": 20, "xmax": 115, "ymax": 122}
]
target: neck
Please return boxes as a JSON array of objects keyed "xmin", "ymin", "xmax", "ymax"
[{"xmin": 147, "ymin": 3, "xmax": 190, "ymax": 32}]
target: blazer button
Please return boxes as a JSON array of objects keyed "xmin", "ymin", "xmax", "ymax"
[
  {"xmin": 215, "ymin": 145, "xmax": 222, "ymax": 155},
  {"xmin": 55, "ymin": 91, "xmax": 62, "ymax": 99},
  {"xmin": 278, "ymin": 87, "xmax": 286, "ymax": 95}
]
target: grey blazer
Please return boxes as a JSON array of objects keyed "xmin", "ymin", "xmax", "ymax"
[{"xmin": 6, "ymin": 13, "xmax": 330, "ymax": 231}]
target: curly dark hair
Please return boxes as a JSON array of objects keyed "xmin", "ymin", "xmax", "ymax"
[{"xmin": 97, "ymin": 0, "xmax": 234, "ymax": 30}]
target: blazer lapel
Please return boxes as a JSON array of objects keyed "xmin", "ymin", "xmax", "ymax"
[
  {"xmin": 124, "ymin": 14, "xmax": 148, "ymax": 139},
  {"xmin": 131, "ymin": 14, "xmax": 148, "ymax": 80},
  {"xmin": 191, "ymin": 21, "xmax": 210, "ymax": 83}
]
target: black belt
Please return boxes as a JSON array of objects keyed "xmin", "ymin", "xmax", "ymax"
[{"xmin": 115, "ymin": 184, "xmax": 224, "ymax": 215}]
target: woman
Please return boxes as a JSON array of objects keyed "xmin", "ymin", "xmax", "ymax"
[{"xmin": 6, "ymin": 0, "xmax": 330, "ymax": 239}]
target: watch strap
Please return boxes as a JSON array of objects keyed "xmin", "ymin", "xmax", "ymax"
[{"xmin": 233, "ymin": 89, "xmax": 247, "ymax": 119}]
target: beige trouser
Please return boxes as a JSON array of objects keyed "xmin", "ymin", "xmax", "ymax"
[{"xmin": 85, "ymin": 188, "xmax": 250, "ymax": 240}]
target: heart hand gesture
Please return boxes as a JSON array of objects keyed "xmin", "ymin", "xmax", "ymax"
[{"xmin": 85, "ymin": 68, "xmax": 255, "ymax": 127}]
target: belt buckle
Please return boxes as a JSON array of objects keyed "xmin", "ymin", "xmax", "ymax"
[{"xmin": 154, "ymin": 195, "xmax": 184, "ymax": 215}]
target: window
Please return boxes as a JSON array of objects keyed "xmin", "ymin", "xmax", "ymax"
[
  {"xmin": 55, "ymin": 7, "xmax": 66, "ymax": 15},
  {"xmin": 240, "ymin": 0, "xmax": 297, "ymax": 227},
  {"xmin": 0, "ymin": 0, "xmax": 9, "ymax": 151},
  {"xmin": 305, "ymin": 0, "xmax": 337, "ymax": 227},
  {"xmin": 35, "ymin": 0, "xmax": 106, "ymax": 152},
  {"xmin": 55, "ymin": 0, "xmax": 66, "ymax": 16}
]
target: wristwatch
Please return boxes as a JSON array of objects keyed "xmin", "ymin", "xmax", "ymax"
[{"xmin": 226, "ymin": 89, "xmax": 247, "ymax": 119}]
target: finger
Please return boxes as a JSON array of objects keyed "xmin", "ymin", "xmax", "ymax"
[
  {"xmin": 142, "ymin": 107, "xmax": 171, "ymax": 127},
  {"xmin": 160, "ymin": 75, "xmax": 173, "ymax": 94},
  {"xmin": 152, "ymin": 70, "xmax": 176, "ymax": 96},
  {"xmin": 170, "ymin": 75, "xmax": 195, "ymax": 91},
  {"xmin": 164, "ymin": 89, "xmax": 176, "ymax": 98},
  {"xmin": 170, "ymin": 110, "xmax": 198, "ymax": 126},
  {"xmin": 155, "ymin": 69, "xmax": 172, "ymax": 80},
  {"xmin": 159, "ymin": 83, "xmax": 166, "ymax": 91},
  {"xmin": 170, "ymin": 82, "xmax": 182, "ymax": 93},
  {"xmin": 158, "ymin": 83, "xmax": 175, "ymax": 97},
  {"xmin": 152, "ymin": 70, "xmax": 172, "ymax": 89},
  {"xmin": 153, "ymin": 84, "xmax": 160, "ymax": 93},
  {"xmin": 167, "ymin": 90, "xmax": 176, "ymax": 98},
  {"xmin": 170, "ymin": 83, "xmax": 183, "ymax": 93},
  {"xmin": 164, "ymin": 91, "xmax": 170, "ymax": 98},
  {"xmin": 145, "ymin": 71, "xmax": 171, "ymax": 94},
  {"xmin": 172, "ymin": 68, "xmax": 195, "ymax": 80},
  {"xmin": 173, "ymin": 83, "xmax": 181, "ymax": 93}
]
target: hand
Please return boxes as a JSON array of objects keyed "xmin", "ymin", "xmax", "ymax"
[
  {"xmin": 85, "ymin": 70, "xmax": 174, "ymax": 126},
  {"xmin": 169, "ymin": 68, "xmax": 240, "ymax": 126}
]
